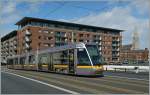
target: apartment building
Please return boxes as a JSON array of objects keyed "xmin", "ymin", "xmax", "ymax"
[
  {"xmin": 120, "ymin": 44, "xmax": 149, "ymax": 64},
  {"xmin": 1, "ymin": 30, "xmax": 18, "ymax": 64},
  {"xmin": 1, "ymin": 17, "xmax": 123, "ymax": 64}
]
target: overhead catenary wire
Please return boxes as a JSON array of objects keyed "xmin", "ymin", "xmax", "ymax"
[{"xmin": 43, "ymin": 2, "xmax": 66, "ymax": 18}]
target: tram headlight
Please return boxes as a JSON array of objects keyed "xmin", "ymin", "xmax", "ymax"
[{"xmin": 94, "ymin": 65, "xmax": 104, "ymax": 70}]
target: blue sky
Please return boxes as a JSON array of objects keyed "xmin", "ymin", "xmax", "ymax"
[{"xmin": 0, "ymin": 0, "xmax": 149, "ymax": 49}]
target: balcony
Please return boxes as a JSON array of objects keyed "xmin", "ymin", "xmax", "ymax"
[
  {"xmin": 112, "ymin": 44, "xmax": 119, "ymax": 47},
  {"xmin": 14, "ymin": 46, "xmax": 17, "ymax": 49},
  {"xmin": 112, "ymin": 53, "xmax": 119, "ymax": 57},
  {"xmin": 25, "ymin": 43, "xmax": 30, "ymax": 49},
  {"xmin": 25, "ymin": 37, "xmax": 31, "ymax": 42},
  {"xmin": 95, "ymin": 42, "xmax": 98, "ymax": 44},
  {"xmin": 99, "ymin": 37, "xmax": 102, "ymax": 40},
  {"xmin": 65, "ymin": 38, "xmax": 68, "ymax": 42},
  {"xmin": 14, "ymin": 40, "xmax": 17, "ymax": 45},
  {"xmin": 25, "ymin": 30, "xmax": 31, "ymax": 35},
  {"xmin": 55, "ymin": 32, "xmax": 67, "ymax": 38},
  {"xmin": 99, "ymin": 47, "xmax": 102, "ymax": 51},
  {"xmin": 93, "ymin": 36, "xmax": 101, "ymax": 40},
  {"xmin": 117, "ymin": 38, "xmax": 120, "ymax": 41},
  {"xmin": 112, "ymin": 48, "xmax": 119, "ymax": 51},
  {"xmin": 99, "ymin": 42, "xmax": 102, "ymax": 45}
]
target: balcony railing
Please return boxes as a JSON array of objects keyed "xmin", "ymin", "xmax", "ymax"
[
  {"xmin": 25, "ymin": 43, "xmax": 30, "ymax": 49},
  {"xmin": 112, "ymin": 44, "xmax": 119, "ymax": 46},
  {"xmin": 25, "ymin": 30, "xmax": 31, "ymax": 35},
  {"xmin": 99, "ymin": 42, "xmax": 102, "ymax": 45},
  {"xmin": 112, "ymin": 48, "xmax": 119, "ymax": 51},
  {"xmin": 55, "ymin": 32, "xmax": 67, "ymax": 37},
  {"xmin": 25, "ymin": 37, "xmax": 31, "ymax": 42}
]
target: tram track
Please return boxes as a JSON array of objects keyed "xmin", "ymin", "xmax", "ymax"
[{"xmin": 5, "ymin": 69, "xmax": 149, "ymax": 94}]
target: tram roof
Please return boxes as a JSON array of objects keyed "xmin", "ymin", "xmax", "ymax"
[{"xmin": 8, "ymin": 43, "xmax": 95, "ymax": 58}]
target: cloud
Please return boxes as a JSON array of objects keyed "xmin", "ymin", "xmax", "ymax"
[
  {"xmin": 71, "ymin": 6, "xmax": 149, "ymax": 49},
  {"xmin": 0, "ymin": 1, "xmax": 21, "ymax": 25},
  {"xmin": 0, "ymin": 0, "xmax": 46, "ymax": 25},
  {"xmin": 130, "ymin": 0, "xmax": 150, "ymax": 15},
  {"xmin": 0, "ymin": 14, "xmax": 21, "ymax": 24},
  {"xmin": 0, "ymin": 1, "xmax": 16, "ymax": 14}
]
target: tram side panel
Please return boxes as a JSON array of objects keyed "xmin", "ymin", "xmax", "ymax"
[
  {"xmin": 7, "ymin": 59, "xmax": 14, "ymax": 69},
  {"xmin": 29, "ymin": 54, "xmax": 38, "ymax": 71},
  {"xmin": 38, "ymin": 53, "xmax": 49, "ymax": 71},
  {"xmin": 75, "ymin": 48, "xmax": 95, "ymax": 75}
]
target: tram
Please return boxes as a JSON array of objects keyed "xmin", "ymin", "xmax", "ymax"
[{"xmin": 7, "ymin": 43, "xmax": 104, "ymax": 76}]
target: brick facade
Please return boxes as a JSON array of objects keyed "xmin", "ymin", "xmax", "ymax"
[
  {"xmin": 120, "ymin": 44, "xmax": 149, "ymax": 64},
  {"xmin": 1, "ymin": 17, "xmax": 123, "ymax": 64}
]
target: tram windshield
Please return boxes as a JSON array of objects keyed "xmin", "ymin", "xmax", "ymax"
[
  {"xmin": 77, "ymin": 48, "xmax": 91, "ymax": 66},
  {"xmin": 86, "ymin": 44, "xmax": 103, "ymax": 65}
]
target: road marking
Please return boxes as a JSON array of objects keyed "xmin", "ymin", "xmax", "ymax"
[
  {"xmin": 105, "ymin": 75, "xmax": 149, "ymax": 81},
  {"xmin": 2, "ymin": 71, "xmax": 79, "ymax": 94}
]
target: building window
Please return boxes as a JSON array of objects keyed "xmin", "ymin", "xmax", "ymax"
[
  {"xmin": 38, "ymin": 43, "xmax": 41, "ymax": 46},
  {"xmin": 43, "ymin": 30, "xmax": 49, "ymax": 33},
  {"xmin": 74, "ymin": 39, "xmax": 76, "ymax": 42},
  {"xmin": 87, "ymin": 34, "xmax": 90, "ymax": 37},
  {"xmin": 79, "ymin": 34, "xmax": 83, "ymax": 37},
  {"xmin": 39, "ymin": 36, "xmax": 41, "ymax": 39},
  {"xmin": 48, "ymin": 37, "xmax": 52, "ymax": 40},
  {"xmin": 44, "ymin": 43, "xmax": 50, "ymax": 47},
  {"xmin": 79, "ymin": 39, "xmax": 84, "ymax": 42}
]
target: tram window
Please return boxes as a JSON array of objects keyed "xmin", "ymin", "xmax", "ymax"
[
  {"xmin": 7, "ymin": 59, "xmax": 9, "ymax": 65},
  {"xmin": 86, "ymin": 45, "xmax": 104, "ymax": 65},
  {"xmin": 61, "ymin": 50, "xmax": 69, "ymax": 64},
  {"xmin": 29, "ymin": 55, "xmax": 35, "ymax": 64},
  {"xmin": 77, "ymin": 48, "xmax": 91, "ymax": 66},
  {"xmin": 53, "ymin": 52, "xmax": 62, "ymax": 64},
  {"xmin": 53, "ymin": 51, "xmax": 69, "ymax": 65},
  {"xmin": 14, "ymin": 58, "xmax": 18, "ymax": 64},
  {"xmin": 11, "ymin": 59, "xmax": 14, "ymax": 65},
  {"xmin": 8, "ymin": 59, "xmax": 13, "ymax": 65},
  {"xmin": 39, "ymin": 55, "xmax": 48, "ymax": 64},
  {"xmin": 20, "ymin": 57, "xmax": 26, "ymax": 64},
  {"xmin": 69, "ymin": 49, "xmax": 74, "ymax": 62}
]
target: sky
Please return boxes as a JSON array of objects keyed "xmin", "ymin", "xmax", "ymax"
[{"xmin": 0, "ymin": 0, "xmax": 149, "ymax": 49}]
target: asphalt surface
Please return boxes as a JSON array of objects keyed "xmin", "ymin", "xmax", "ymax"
[
  {"xmin": 1, "ymin": 72, "xmax": 70, "ymax": 94},
  {"xmin": 104, "ymin": 71, "xmax": 149, "ymax": 80},
  {"xmin": 1, "ymin": 68, "xmax": 149, "ymax": 94}
]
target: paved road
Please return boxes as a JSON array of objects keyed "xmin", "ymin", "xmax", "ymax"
[
  {"xmin": 104, "ymin": 71, "xmax": 149, "ymax": 80},
  {"xmin": 1, "ymin": 72, "xmax": 71, "ymax": 94},
  {"xmin": 1, "ymin": 68, "xmax": 149, "ymax": 94}
]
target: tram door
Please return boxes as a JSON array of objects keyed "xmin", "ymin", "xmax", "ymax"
[
  {"xmin": 38, "ymin": 57, "xmax": 42, "ymax": 71},
  {"xmin": 20, "ymin": 57, "xmax": 25, "ymax": 69},
  {"xmin": 48, "ymin": 54, "xmax": 53, "ymax": 71},
  {"xmin": 68, "ymin": 49, "xmax": 76, "ymax": 74}
]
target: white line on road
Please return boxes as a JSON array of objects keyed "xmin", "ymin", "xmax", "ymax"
[
  {"xmin": 2, "ymin": 71, "xmax": 79, "ymax": 94},
  {"xmin": 105, "ymin": 75, "xmax": 149, "ymax": 81}
]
